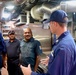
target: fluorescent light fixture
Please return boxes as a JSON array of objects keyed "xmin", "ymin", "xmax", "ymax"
[
  {"xmin": 66, "ymin": 1, "xmax": 76, "ymax": 6},
  {"xmin": 2, "ymin": 12, "xmax": 11, "ymax": 19},
  {"xmin": 6, "ymin": 5, "xmax": 14, "ymax": 10},
  {"xmin": 0, "ymin": 2, "xmax": 2, "ymax": 5},
  {"xmin": 74, "ymin": 12, "xmax": 75, "ymax": 15}
]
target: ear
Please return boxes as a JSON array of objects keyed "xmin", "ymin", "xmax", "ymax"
[{"xmin": 54, "ymin": 22, "xmax": 58, "ymax": 27}]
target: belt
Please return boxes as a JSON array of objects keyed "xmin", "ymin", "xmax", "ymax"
[{"xmin": 8, "ymin": 57, "xmax": 19, "ymax": 60}]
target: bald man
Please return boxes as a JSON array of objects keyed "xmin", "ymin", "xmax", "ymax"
[{"xmin": 20, "ymin": 28, "xmax": 42, "ymax": 71}]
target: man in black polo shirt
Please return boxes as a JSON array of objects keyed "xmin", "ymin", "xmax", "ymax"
[{"xmin": 5, "ymin": 30, "xmax": 23, "ymax": 75}]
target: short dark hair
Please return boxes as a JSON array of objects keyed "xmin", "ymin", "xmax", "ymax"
[{"xmin": 57, "ymin": 17, "xmax": 68, "ymax": 27}]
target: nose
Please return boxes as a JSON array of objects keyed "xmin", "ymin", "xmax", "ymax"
[{"xmin": 25, "ymin": 32, "xmax": 30, "ymax": 35}]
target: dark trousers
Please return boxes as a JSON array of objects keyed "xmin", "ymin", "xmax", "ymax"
[
  {"xmin": 7, "ymin": 59, "xmax": 23, "ymax": 75},
  {"xmin": 0, "ymin": 71, "xmax": 1, "ymax": 75}
]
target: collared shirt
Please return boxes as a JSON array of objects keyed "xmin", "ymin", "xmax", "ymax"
[
  {"xmin": 5, "ymin": 38, "xmax": 21, "ymax": 58},
  {"xmin": 31, "ymin": 31, "xmax": 76, "ymax": 75},
  {"xmin": 20, "ymin": 37, "xmax": 42, "ymax": 69}
]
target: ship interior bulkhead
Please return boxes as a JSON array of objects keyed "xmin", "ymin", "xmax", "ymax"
[{"xmin": 0, "ymin": 0, "xmax": 76, "ymax": 73}]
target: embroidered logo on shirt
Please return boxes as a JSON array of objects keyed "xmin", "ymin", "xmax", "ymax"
[
  {"xmin": 51, "ymin": 50, "xmax": 54, "ymax": 57},
  {"xmin": 39, "ymin": 46, "xmax": 42, "ymax": 50},
  {"xmin": 56, "ymin": 39, "xmax": 59, "ymax": 43}
]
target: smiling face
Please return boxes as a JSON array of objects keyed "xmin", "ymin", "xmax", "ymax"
[
  {"xmin": 23, "ymin": 28, "xmax": 32, "ymax": 41},
  {"xmin": 8, "ymin": 34, "xmax": 15, "ymax": 40}
]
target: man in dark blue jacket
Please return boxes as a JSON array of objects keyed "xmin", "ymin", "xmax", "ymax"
[
  {"xmin": 0, "ymin": 32, "xmax": 6, "ymax": 75},
  {"xmin": 20, "ymin": 10, "xmax": 76, "ymax": 75}
]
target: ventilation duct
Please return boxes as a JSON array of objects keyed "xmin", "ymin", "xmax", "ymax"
[
  {"xmin": 36, "ymin": 3, "xmax": 60, "ymax": 14},
  {"xmin": 31, "ymin": 3, "xmax": 60, "ymax": 20},
  {"xmin": 31, "ymin": 5, "xmax": 44, "ymax": 20},
  {"xmin": 14, "ymin": 15, "xmax": 26, "ymax": 26},
  {"xmin": 60, "ymin": 1, "xmax": 76, "ymax": 12}
]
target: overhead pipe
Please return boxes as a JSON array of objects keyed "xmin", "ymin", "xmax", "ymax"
[
  {"xmin": 31, "ymin": 1, "xmax": 76, "ymax": 20},
  {"xmin": 36, "ymin": 4, "xmax": 60, "ymax": 14},
  {"xmin": 60, "ymin": 1, "xmax": 76, "ymax": 12},
  {"xmin": 14, "ymin": 0, "xmax": 39, "ymax": 10},
  {"xmin": 31, "ymin": 3, "xmax": 60, "ymax": 20}
]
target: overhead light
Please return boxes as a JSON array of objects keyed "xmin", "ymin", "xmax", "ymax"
[
  {"xmin": 6, "ymin": 5, "xmax": 14, "ymax": 10},
  {"xmin": 74, "ymin": 12, "xmax": 75, "ymax": 15},
  {"xmin": 2, "ymin": 12, "xmax": 11, "ymax": 19},
  {"xmin": 65, "ymin": 1, "xmax": 76, "ymax": 6},
  {"xmin": 0, "ymin": 2, "xmax": 2, "ymax": 5}
]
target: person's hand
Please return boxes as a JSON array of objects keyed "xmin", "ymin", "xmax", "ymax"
[
  {"xmin": 3, "ymin": 61, "xmax": 7, "ymax": 68},
  {"xmin": 40, "ymin": 56, "xmax": 49, "ymax": 66},
  {"xmin": 20, "ymin": 64, "xmax": 32, "ymax": 75}
]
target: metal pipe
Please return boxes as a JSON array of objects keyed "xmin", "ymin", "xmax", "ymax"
[
  {"xmin": 31, "ymin": 3, "xmax": 60, "ymax": 20},
  {"xmin": 60, "ymin": 1, "xmax": 76, "ymax": 12},
  {"xmin": 36, "ymin": 4, "xmax": 60, "ymax": 14}
]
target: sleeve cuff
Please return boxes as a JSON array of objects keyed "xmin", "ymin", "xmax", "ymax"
[{"xmin": 31, "ymin": 72, "xmax": 38, "ymax": 75}]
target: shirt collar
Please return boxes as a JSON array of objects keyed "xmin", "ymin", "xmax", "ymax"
[
  {"xmin": 52, "ymin": 30, "xmax": 70, "ymax": 47},
  {"xmin": 23, "ymin": 37, "xmax": 34, "ymax": 42},
  {"xmin": 57, "ymin": 30, "xmax": 69, "ymax": 43},
  {"xmin": 8, "ymin": 38, "xmax": 16, "ymax": 43}
]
